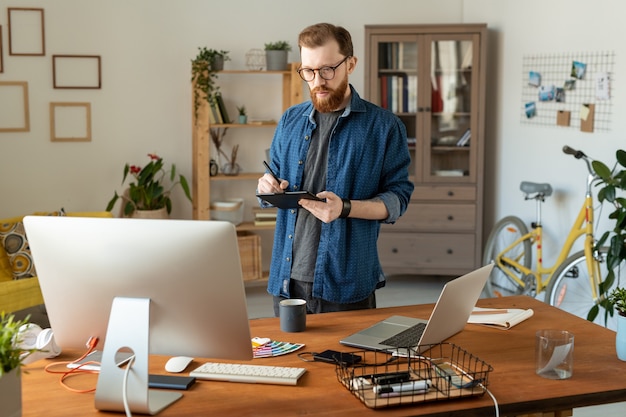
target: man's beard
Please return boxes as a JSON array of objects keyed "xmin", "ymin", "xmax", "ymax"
[{"xmin": 310, "ymin": 75, "xmax": 348, "ymax": 113}]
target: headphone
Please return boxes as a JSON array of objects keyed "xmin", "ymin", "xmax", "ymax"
[{"xmin": 16, "ymin": 323, "xmax": 62, "ymax": 365}]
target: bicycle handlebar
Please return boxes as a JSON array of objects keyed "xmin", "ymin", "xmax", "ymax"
[
  {"xmin": 562, "ymin": 145, "xmax": 586, "ymax": 159},
  {"xmin": 563, "ymin": 145, "xmax": 596, "ymax": 185}
]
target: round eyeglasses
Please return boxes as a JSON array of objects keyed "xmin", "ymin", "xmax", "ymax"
[{"xmin": 297, "ymin": 56, "xmax": 351, "ymax": 82}]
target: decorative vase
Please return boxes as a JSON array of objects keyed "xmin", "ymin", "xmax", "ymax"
[
  {"xmin": 265, "ymin": 50, "xmax": 288, "ymax": 71},
  {"xmin": 222, "ymin": 162, "xmax": 241, "ymax": 176},
  {"xmin": 130, "ymin": 207, "xmax": 169, "ymax": 219},
  {"xmin": 617, "ymin": 313, "xmax": 626, "ymax": 361},
  {"xmin": 0, "ymin": 368, "xmax": 22, "ymax": 417}
]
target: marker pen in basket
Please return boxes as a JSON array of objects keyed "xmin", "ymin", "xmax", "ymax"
[{"xmin": 374, "ymin": 379, "xmax": 431, "ymax": 396}]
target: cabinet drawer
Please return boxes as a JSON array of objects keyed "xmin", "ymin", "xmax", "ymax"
[
  {"xmin": 390, "ymin": 203, "xmax": 476, "ymax": 232},
  {"xmin": 378, "ymin": 233, "xmax": 475, "ymax": 270},
  {"xmin": 412, "ymin": 185, "xmax": 476, "ymax": 201}
]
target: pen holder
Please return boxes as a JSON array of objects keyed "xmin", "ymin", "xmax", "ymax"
[{"xmin": 335, "ymin": 343, "xmax": 493, "ymax": 409}]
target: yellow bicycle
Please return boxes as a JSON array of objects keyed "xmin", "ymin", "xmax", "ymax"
[{"xmin": 482, "ymin": 146, "xmax": 623, "ymax": 326}]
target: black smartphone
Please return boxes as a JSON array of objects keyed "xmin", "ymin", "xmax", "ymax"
[
  {"xmin": 313, "ymin": 350, "xmax": 362, "ymax": 366},
  {"xmin": 148, "ymin": 374, "xmax": 196, "ymax": 390}
]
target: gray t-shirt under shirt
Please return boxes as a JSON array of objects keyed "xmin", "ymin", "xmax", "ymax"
[{"xmin": 290, "ymin": 110, "xmax": 342, "ymax": 282}]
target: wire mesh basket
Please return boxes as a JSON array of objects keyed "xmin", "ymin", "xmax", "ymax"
[{"xmin": 335, "ymin": 343, "xmax": 493, "ymax": 409}]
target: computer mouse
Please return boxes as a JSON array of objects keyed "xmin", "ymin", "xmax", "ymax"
[{"xmin": 165, "ymin": 356, "xmax": 194, "ymax": 373}]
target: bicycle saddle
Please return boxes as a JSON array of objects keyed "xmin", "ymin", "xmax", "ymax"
[{"xmin": 520, "ymin": 181, "xmax": 553, "ymax": 196}]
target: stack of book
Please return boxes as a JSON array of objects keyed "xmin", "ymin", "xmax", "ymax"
[
  {"xmin": 253, "ymin": 207, "xmax": 277, "ymax": 227},
  {"xmin": 208, "ymin": 93, "xmax": 231, "ymax": 124}
]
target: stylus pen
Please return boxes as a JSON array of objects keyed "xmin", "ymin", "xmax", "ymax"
[{"xmin": 263, "ymin": 161, "xmax": 281, "ymax": 183}]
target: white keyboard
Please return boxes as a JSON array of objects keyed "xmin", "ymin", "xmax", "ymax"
[{"xmin": 189, "ymin": 362, "xmax": 307, "ymax": 386}]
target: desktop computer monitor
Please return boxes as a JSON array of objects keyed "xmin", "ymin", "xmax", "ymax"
[{"xmin": 24, "ymin": 216, "xmax": 253, "ymax": 414}]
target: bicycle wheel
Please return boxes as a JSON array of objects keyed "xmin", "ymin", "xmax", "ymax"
[
  {"xmin": 546, "ymin": 247, "xmax": 625, "ymax": 329},
  {"xmin": 482, "ymin": 216, "xmax": 532, "ymax": 297}
]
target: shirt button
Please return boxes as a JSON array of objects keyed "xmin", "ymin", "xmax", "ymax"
[
  {"xmin": 298, "ymin": 160, "xmax": 303, "ymax": 165},
  {"xmin": 305, "ymin": 136, "xmax": 310, "ymax": 141},
  {"xmin": 286, "ymin": 257, "xmax": 290, "ymax": 262},
  {"xmin": 288, "ymin": 235, "xmax": 293, "ymax": 239}
]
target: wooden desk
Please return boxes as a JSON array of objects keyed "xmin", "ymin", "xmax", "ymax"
[{"xmin": 22, "ymin": 296, "xmax": 626, "ymax": 416}]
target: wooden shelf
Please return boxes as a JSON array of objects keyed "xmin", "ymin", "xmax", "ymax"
[
  {"xmin": 236, "ymin": 221, "xmax": 275, "ymax": 232},
  {"xmin": 211, "ymin": 172, "xmax": 263, "ymax": 181}
]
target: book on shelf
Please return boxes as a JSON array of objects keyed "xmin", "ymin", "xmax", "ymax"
[
  {"xmin": 209, "ymin": 102, "xmax": 222, "ymax": 124},
  {"xmin": 456, "ymin": 129, "xmax": 471, "ymax": 146},
  {"xmin": 248, "ymin": 119, "xmax": 277, "ymax": 125},
  {"xmin": 215, "ymin": 93, "xmax": 231, "ymax": 124},
  {"xmin": 467, "ymin": 307, "xmax": 534, "ymax": 330}
]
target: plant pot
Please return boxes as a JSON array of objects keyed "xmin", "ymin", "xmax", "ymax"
[
  {"xmin": 130, "ymin": 207, "xmax": 169, "ymax": 219},
  {"xmin": 210, "ymin": 55, "xmax": 224, "ymax": 71},
  {"xmin": 265, "ymin": 50, "xmax": 288, "ymax": 71},
  {"xmin": 617, "ymin": 313, "xmax": 626, "ymax": 361},
  {"xmin": 0, "ymin": 368, "xmax": 22, "ymax": 417},
  {"xmin": 238, "ymin": 115, "xmax": 247, "ymax": 124}
]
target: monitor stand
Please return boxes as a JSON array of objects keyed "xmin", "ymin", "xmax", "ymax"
[{"xmin": 94, "ymin": 297, "xmax": 182, "ymax": 415}]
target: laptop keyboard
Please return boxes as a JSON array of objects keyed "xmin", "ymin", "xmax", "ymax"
[{"xmin": 381, "ymin": 322, "xmax": 426, "ymax": 348}]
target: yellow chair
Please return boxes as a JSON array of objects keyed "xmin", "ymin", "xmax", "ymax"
[{"xmin": 0, "ymin": 211, "xmax": 113, "ymax": 314}]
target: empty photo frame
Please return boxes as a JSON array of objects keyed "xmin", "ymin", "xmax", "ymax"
[
  {"xmin": 50, "ymin": 102, "xmax": 92, "ymax": 142},
  {"xmin": 0, "ymin": 26, "xmax": 4, "ymax": 73},
  {"xmin": 0, "ymin": 82, "xmax": 30, "ymax": 132},
  {"xmin": 8, "ymin": 8, "xmax": 45, "ymax": 56},
  {"xmin": 53, "ymin": 55, "xmax": 102, "ymax": 89}
]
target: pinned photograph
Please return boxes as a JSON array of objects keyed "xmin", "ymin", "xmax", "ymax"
[
  {"xmin": 555, "ymin": 88, "xmax": 565, "ymax": 103},
  {"xmin": 538, "ymin": 85, "xmax": 555, "ymax": 101},
  {"xmin": 595, "ymin": 72, "xmax": 610, "ymax": 100},
  {"xmin": 564, "ymin": 79, "xmax": 576, "ymax": 90},
  {"xmin": 525, "ymin": 102, "xmax": 536, "ymax": 118},
  {"xmin": 529, "ymin": 71, "xmax": 541, "ymax": 87},
  {"xmin": 571, "ymin": 61, "xmax": 586, "ymax": 79}
]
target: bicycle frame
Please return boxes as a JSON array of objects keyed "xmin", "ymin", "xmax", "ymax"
[{"xmin": 495, "ymin": 177, "xmax": 602, "ymax": 298}]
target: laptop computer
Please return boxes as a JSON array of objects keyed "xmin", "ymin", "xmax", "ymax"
[{"xmin": 340, "ymin": 264, "xmax": 493, "ymax": 352}]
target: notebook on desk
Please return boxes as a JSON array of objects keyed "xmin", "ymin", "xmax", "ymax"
[{"xmin": 340, "ymin": 264, "xmax": 493, "ymax": 353}]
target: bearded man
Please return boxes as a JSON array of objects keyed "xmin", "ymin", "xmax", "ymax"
[{"xmin": 257, "ymin": 23, "xmax": 414, "ymax": 315}]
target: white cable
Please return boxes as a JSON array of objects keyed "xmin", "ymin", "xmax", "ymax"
[
  {"xmin": 479, "ymin": 383, "xmax": 499, "ymax": 417},
  {"xmin": 122, "ymin": 355, "xmax": 136, "ymax": 417}
]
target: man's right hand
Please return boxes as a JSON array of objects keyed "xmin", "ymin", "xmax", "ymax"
[{"xmin": 257, "ymin": 173, "xmax": 289, "ymax": 194}]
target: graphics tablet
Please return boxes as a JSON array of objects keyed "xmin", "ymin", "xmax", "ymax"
[{"xmin": 256, "ymin": 191, "xmax": 322, "ymax": 209}]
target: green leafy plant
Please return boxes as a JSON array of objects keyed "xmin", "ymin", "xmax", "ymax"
[
  {"xmin": 236, "ymin": 105, "xmax": 246, "ymax": 116},
  {"xmin": 609, "ymin": 287, "xmax": 626, "ymax": 316},
  {"xmin": 264, "ymin": 41, "xmax": 292, "ymax": 51},
  {"xmin": 0, "ymin": 313, "xmax": 35, "ymax": 376},
  {"xmin": 589, "ymin": 149, "xmax": 626, "ymax": 321},
  {"xmin": 191, "ymin": 47, "xmax": 230, "ymax": 116},
  {"xmin": 106, "ymin": 153, "xmax": 192, "ymax": 216}
]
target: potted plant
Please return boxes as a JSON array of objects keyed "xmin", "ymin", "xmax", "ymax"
[
  {"xmin": 608, "ymin": 287, "xmax": 626, "ymax": 360},
  {"xmin": 106, "ymin": 153, "xmax": 192, "ymax": 217},
  {"xmin": 236, "ymin": 105, "xmax": 247, "ymax": 124},
  {"xmin": 264, "ymin": 41, "xmax": 291, "ymax": 71},
  {"xmin": 589, "ymin": 149, "xmax": 626, "ymax": 323},
  {"xmin": 191, "ymin": 47, "xmax": 230, "ymax": 116},
  {"xmin": 1, "ymin": 313, "xmax": 36, "ymax": 417}
]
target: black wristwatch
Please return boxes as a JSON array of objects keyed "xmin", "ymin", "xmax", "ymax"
[{"xmin": 339, "ymin": 198, "xmax": 351, "ymax": 218}]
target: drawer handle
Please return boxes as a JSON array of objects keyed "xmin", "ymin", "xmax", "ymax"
[
  {"xmin": 446, "ymin": 249, "xmax": 453, "ymax": 255},
  {"xmin": 392, "ymin": 248, "xmax": 399, "ymax": 254},
  {"xmin": 447, "ymin": 215, "xmax": 454, "ymax": 221},
  {"xmin": 447, "ymin": 191, "xmax": 454, "ymax": 197}
]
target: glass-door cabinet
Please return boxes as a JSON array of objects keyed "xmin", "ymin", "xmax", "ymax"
[
  {"xmin": 365, "ymin": 24, "xmax": 487, "ymax": 276},
  {"xmin": 366, "ymin": 27, "xmax": 485, "ymax": 183}
]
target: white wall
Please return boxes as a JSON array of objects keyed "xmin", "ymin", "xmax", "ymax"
[
  {"xmin": 1, "ymin": 0, "xmax": 625, "ymax": 267},
  {"xmin": 0, "ymin": 0, "xmax": 463, "ymax": 220}
]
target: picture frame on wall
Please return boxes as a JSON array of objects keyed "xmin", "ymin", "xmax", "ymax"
[
  {"xmin": 49, "ymin": 102, "xmax": 92, "ymax": 142},
  {"xmin": 52, "ymin": 55, "xmax": 102, "ymax": 89},
  {"xmin": 0, "ymin": 81, "xmax": 30, "ymax": 132},
  {"xmin": 8, "ymin": 8, "xmax": 45, "ymax": 56},
  {"xmin": 0, "ymin": 26, "xmax": 4, "ymax": 73}
]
